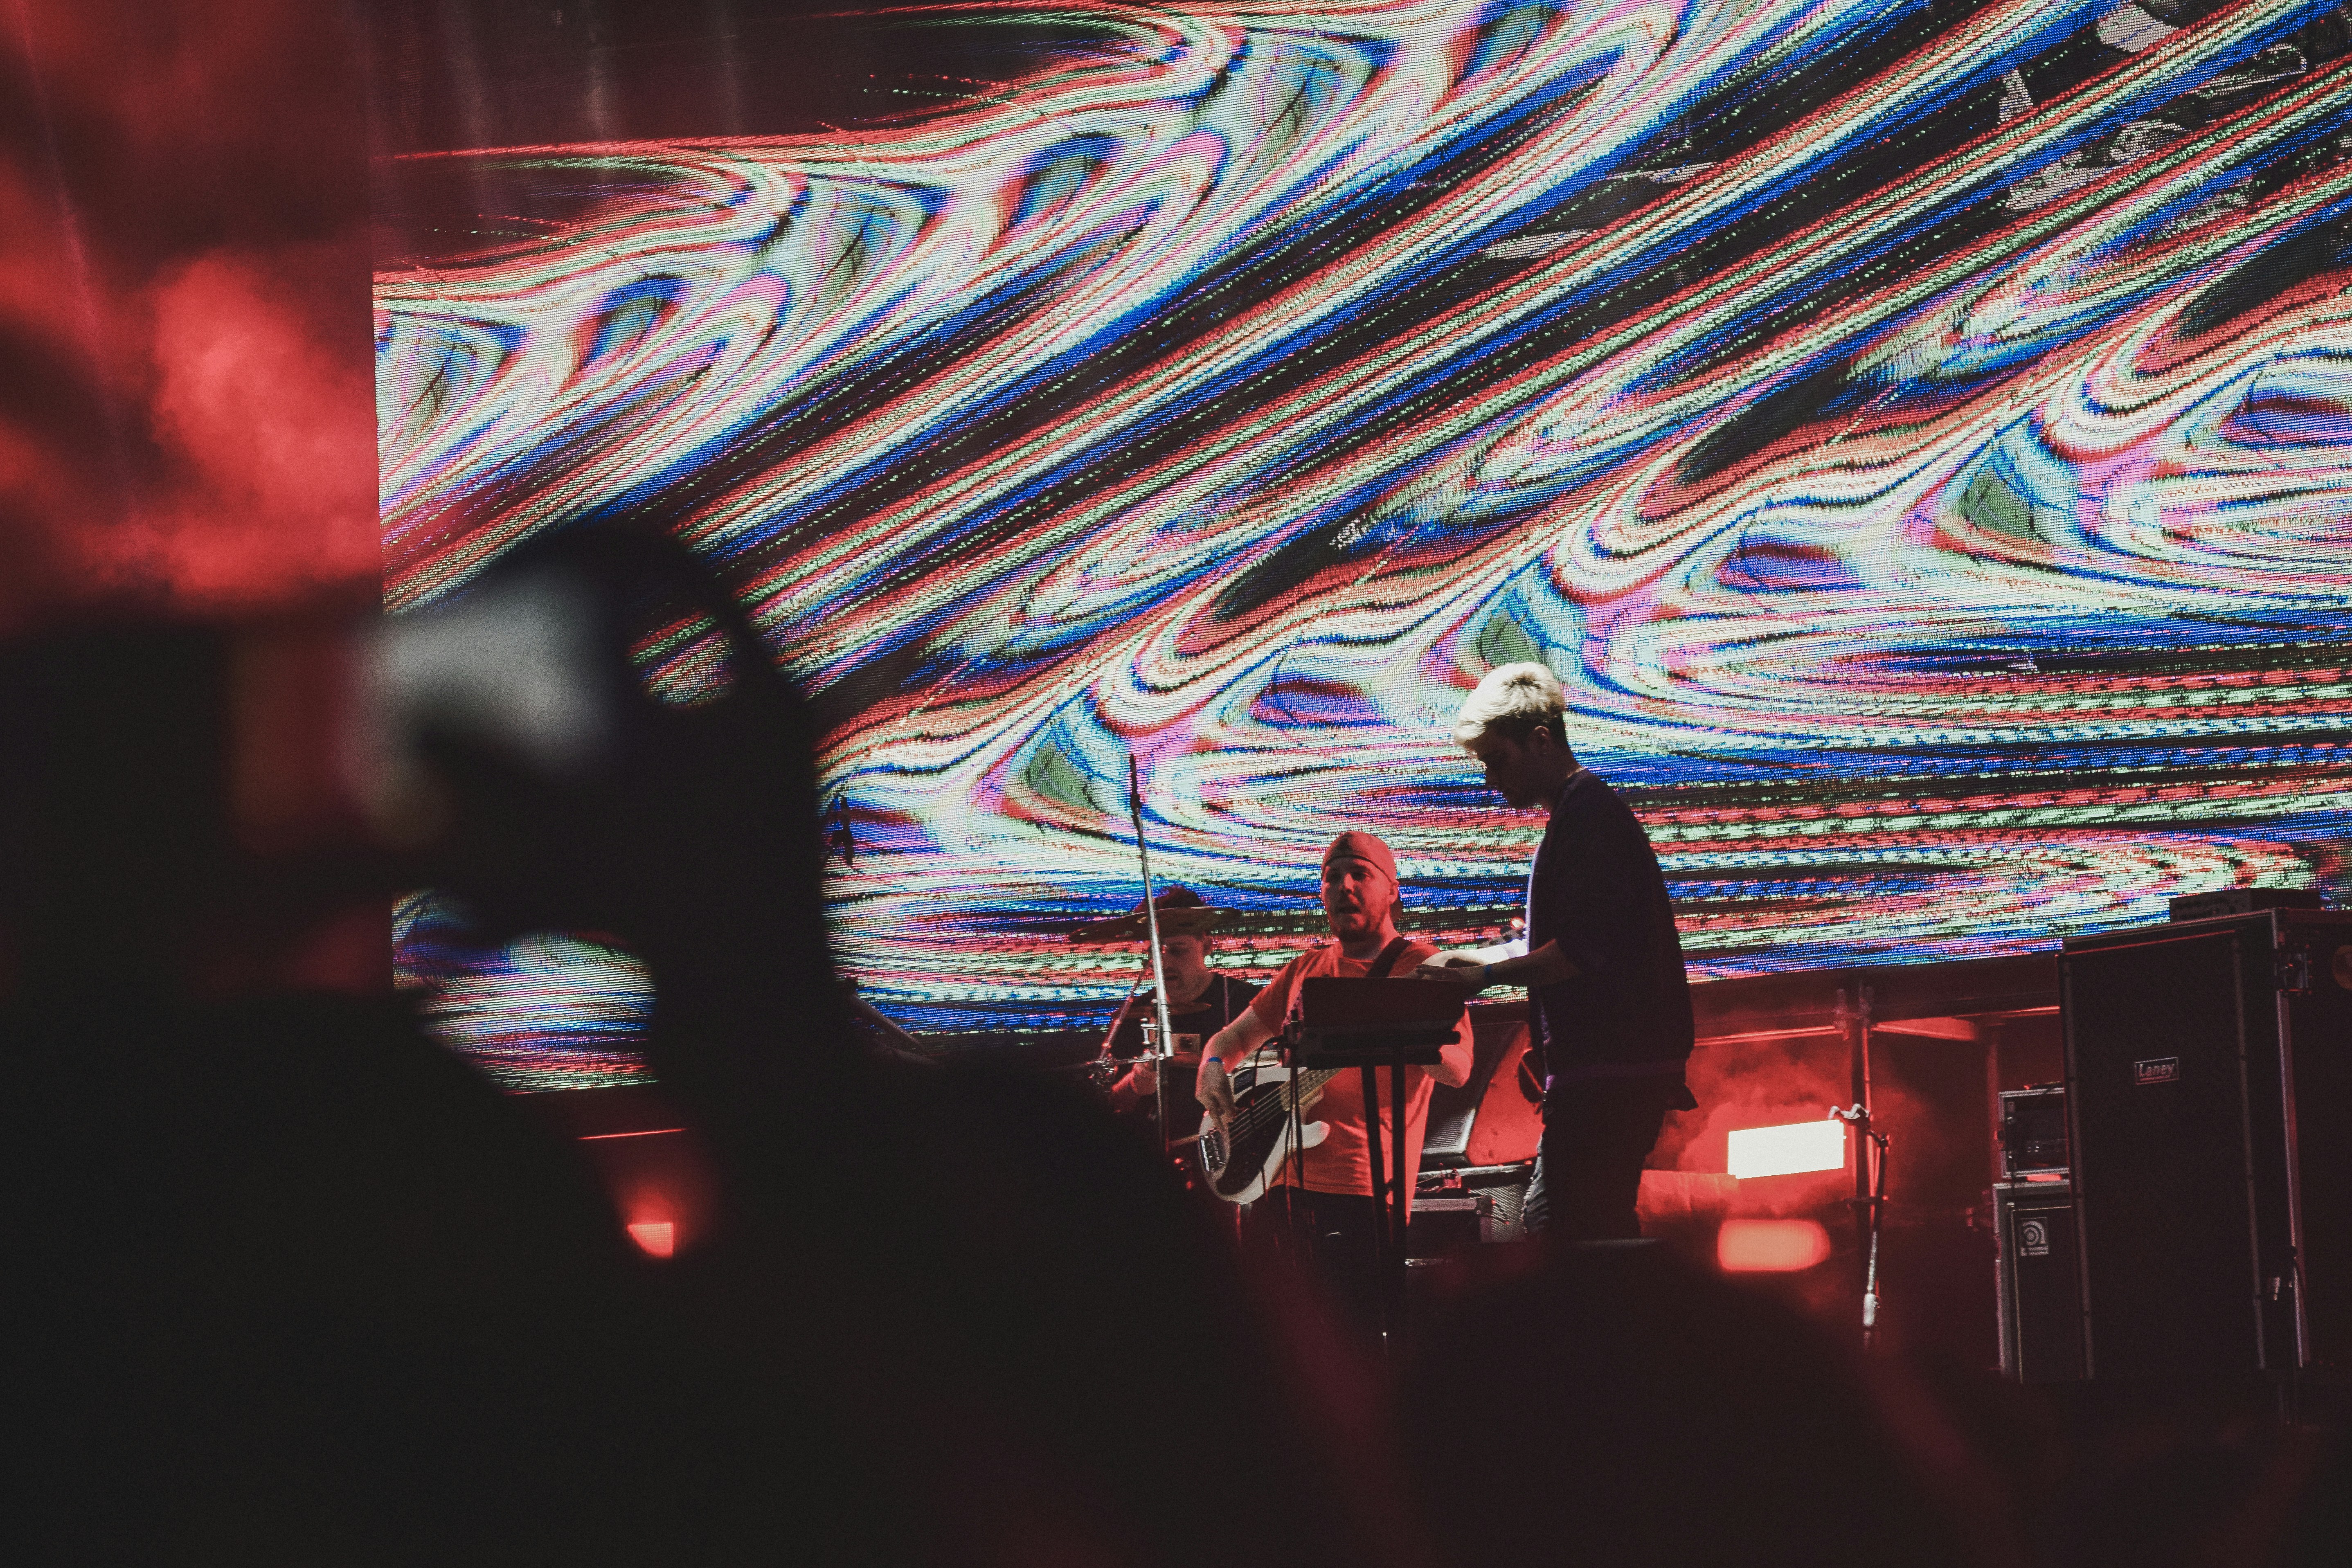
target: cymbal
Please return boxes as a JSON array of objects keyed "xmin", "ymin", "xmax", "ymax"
[
  {"xmin": 1066, "ymin": 905, "xmax": 1225, "ymax": 943},
  {"xmin": 1164, "ymin": 997, "xmax": 1212, "ymax": 1017}
]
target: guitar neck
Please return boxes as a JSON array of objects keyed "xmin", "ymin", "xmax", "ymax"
[{"xmin": 1287, "ymin": 1065, "xmax": 1344, "ymax": 1112}]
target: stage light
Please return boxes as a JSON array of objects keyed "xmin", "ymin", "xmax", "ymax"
[
  {"xmin": 1726, "ymin": 1118, "xmax": 1846, "ymax": 1180},
  {"xmin": 1718, "ymin": 1219, "xmax": 1833, "ymax": 1273},
  {"xmin": 625, "ymin": 1220, "xmax": 675, "ymax": 1258}
]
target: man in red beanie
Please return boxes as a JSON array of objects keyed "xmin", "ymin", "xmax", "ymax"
[{"xmin": 1195, "ymin": 831, "xmax": 1472, "ymax": 1331}]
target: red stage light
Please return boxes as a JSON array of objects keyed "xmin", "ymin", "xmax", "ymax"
[
  {"xmin": 1717, "ymin": 1218, "xmax": 1832, "ymax": 1273},
  {"xmin": 625, "ymin": 1220, "xmax": 676, "ymax": 1258}
]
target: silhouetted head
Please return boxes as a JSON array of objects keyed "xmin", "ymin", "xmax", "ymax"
[
  {"xmin": 1454, "ymin": 661, "xmax": 1579, "ymax": 810},
  {"xmin": 384, "ymin": 528, "xmax": 843, "ymax": 1061}
]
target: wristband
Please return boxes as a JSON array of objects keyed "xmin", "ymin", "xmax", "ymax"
[{"xmin": 1203, "ymin": 1056, "xmax": 1225, "ymax": 1072}]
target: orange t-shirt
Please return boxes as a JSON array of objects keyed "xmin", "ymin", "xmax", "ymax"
[{"xmin": 1242, "ymin": 940, "xmax": 1473, "ymax": 1207}]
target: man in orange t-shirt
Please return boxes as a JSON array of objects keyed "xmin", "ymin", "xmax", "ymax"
[{"xmin": 1196, "ymin": 830, "xmax": 1472, "ymax": 1330}]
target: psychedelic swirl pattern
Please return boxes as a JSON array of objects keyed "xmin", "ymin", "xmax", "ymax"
[{"xmin": 376, "ymin": 1, "xmax": 2352, "ymax": 1079}]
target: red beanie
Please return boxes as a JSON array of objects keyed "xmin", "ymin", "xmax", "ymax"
[{"xmin": 1321, "ymin": 830, "xmax": 1398, "ymax": 889}]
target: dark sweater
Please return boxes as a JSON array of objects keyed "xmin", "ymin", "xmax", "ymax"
[{"xmin": 1524, "ymin": 769, "xmax": 1695, "ymax": 1083}]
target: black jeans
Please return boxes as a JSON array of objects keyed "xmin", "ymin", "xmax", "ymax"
[
  {"xmin": 1524, "ymin": 1076, "xmax": 1691, "ymax": 1242},
  {"xmin": 1236, "ymin": 1187, "xmax": 1387, "ymax": 1333}
]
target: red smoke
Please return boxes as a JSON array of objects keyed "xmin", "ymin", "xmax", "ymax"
[
  {"xmin": 1658, "ymin": 1032, "xmax": 1857, "ymax": 1218},
  {"xmin": 1, "ymin": 0, "xmax": 376, "ymax": 630}
]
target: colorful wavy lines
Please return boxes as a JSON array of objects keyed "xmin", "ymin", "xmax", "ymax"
[{"xmin": 378, "ymin": 2, "xmax": 2352, "ymax": 1048}]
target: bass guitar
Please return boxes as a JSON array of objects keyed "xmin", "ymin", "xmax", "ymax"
[
  {"xmin": 1196, "ymin": 1053, "xmax": 1345, "ymax": 1204},
  {"xmin": 1195, "ymin": 937, "xmax": 1413, "ymax": 1204}
]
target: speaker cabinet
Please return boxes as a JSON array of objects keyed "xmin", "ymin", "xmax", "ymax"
[
  {"xmin": 1997, "ymin": 1179, "xmax": 2085, "ymax": 1382},
  {"xmin": 2062, "ymin": 910, "xmax": 2352, "ymax": 1379},
  {"xmin": 1421, "ymin": 1012, "xmax": 1543, "ymax": 1170}
]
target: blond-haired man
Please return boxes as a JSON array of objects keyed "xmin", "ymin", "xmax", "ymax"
[{"xmin": 1419, "ymin": 663, "xmax": 1695, "ymax": 1240}]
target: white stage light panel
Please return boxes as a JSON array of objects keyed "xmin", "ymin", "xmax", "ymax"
[{"xmin": 1727, "ymin": 1119, "xmax": 1846, "ymax": 1180}]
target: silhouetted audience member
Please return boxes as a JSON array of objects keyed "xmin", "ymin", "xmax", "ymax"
[
  {"xmin": 18, "ymin": 531, "xmax": 2348, "ymax": 1568},
  {"xmin": 2, "ymin": 534, "xmax": 1411, "ymax": 1566},
  {"xmin": 1401, "ymin": 1242, "xmax": 2015, "ymax": 1568}
]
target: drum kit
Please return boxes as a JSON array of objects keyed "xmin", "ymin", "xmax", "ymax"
[
  {"xmin": 1055, "ymin": 763, "xmax": 1256, "ymax": 1156},
  {"xmin": 1063, "ymin": 900, "xmax": 1224, "ymax": 946},
  {"xmin": 1067, "ymin": 893, "xmax": 1225, "ymax": 1098}
]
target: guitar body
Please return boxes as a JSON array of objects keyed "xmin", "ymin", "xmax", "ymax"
[{"xmin": 1197, "ymin": 1057, "xmax": 1330, "ymax": 1204}]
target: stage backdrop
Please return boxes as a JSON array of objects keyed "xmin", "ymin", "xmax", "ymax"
[{"xmin": 371, "ymin": 1, "xmax": 2352, "ymax": 1087}]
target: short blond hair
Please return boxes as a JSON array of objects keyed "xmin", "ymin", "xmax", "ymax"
[{"xmin": 1452, "ymin": 662, "xmax": 1567, "ymax": 749}]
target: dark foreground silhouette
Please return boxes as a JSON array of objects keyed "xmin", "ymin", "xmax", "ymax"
[{"xmin": 9, "ymin": 532, "xmax": 2343, "ymax": 1566}]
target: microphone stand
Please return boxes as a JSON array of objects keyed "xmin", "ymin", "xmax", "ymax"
[
  {"xmin": 1087, "ymin": 964, "xmax": 1149, "ymax": 1093},
  {"xmin": 1094, "ymin": 963, "xmax": 1148, "ymax": 1058},
  {"xmin": 1830, "ymin": 1103, "xmax": 1891, "ymax": 1350},
  {"xmin": 1128, "ymin": 755, "xmax": 1179, "ymax": 1163}
]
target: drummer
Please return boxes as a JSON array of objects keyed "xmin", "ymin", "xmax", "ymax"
[{"xmin": 1097, "ymin": 888, "xmax": 1259, "ymax": 1129}]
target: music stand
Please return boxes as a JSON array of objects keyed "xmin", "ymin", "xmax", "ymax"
[{"xmin": 1287, "ymin": 978, "xmax": 1461, "ymax": 1348}]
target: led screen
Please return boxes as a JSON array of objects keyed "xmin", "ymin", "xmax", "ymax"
[{"xmin": 373, "ymin": 2, "xmax": 2352, "ymax": 1083}]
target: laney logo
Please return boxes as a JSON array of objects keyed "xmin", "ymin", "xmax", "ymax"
[{"xmin": 2134, "ymin": 1057, "xmax": 2181, "ymax": 1086}]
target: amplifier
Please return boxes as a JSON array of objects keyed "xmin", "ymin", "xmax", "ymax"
[
  {"xmin": 1420, "ymin": 1012, "xmax": 1542, "ymax": 1171},
  {"xmin": 1407, "ymin": 1195, "xmax": 1491, "ymax": 1258},
  {"xmin": 1410, "ymin": 1163, "xmax": 1533, "ymax": 1253},
  {"xmin": 2063, "ymin": 909, "xmax": 2352, "ymax": 1379},
  {"xmin": 2167, "ymin": 888, "xmax": 2323, "ymax": 922},
  {"xmin": 1996, "ymin": 1180, "xmax": 2086, "ymax": 1382},
  {"xmin": 1998, "ymin": 1085, "xmax": 2068, "ymax": 1179}
]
